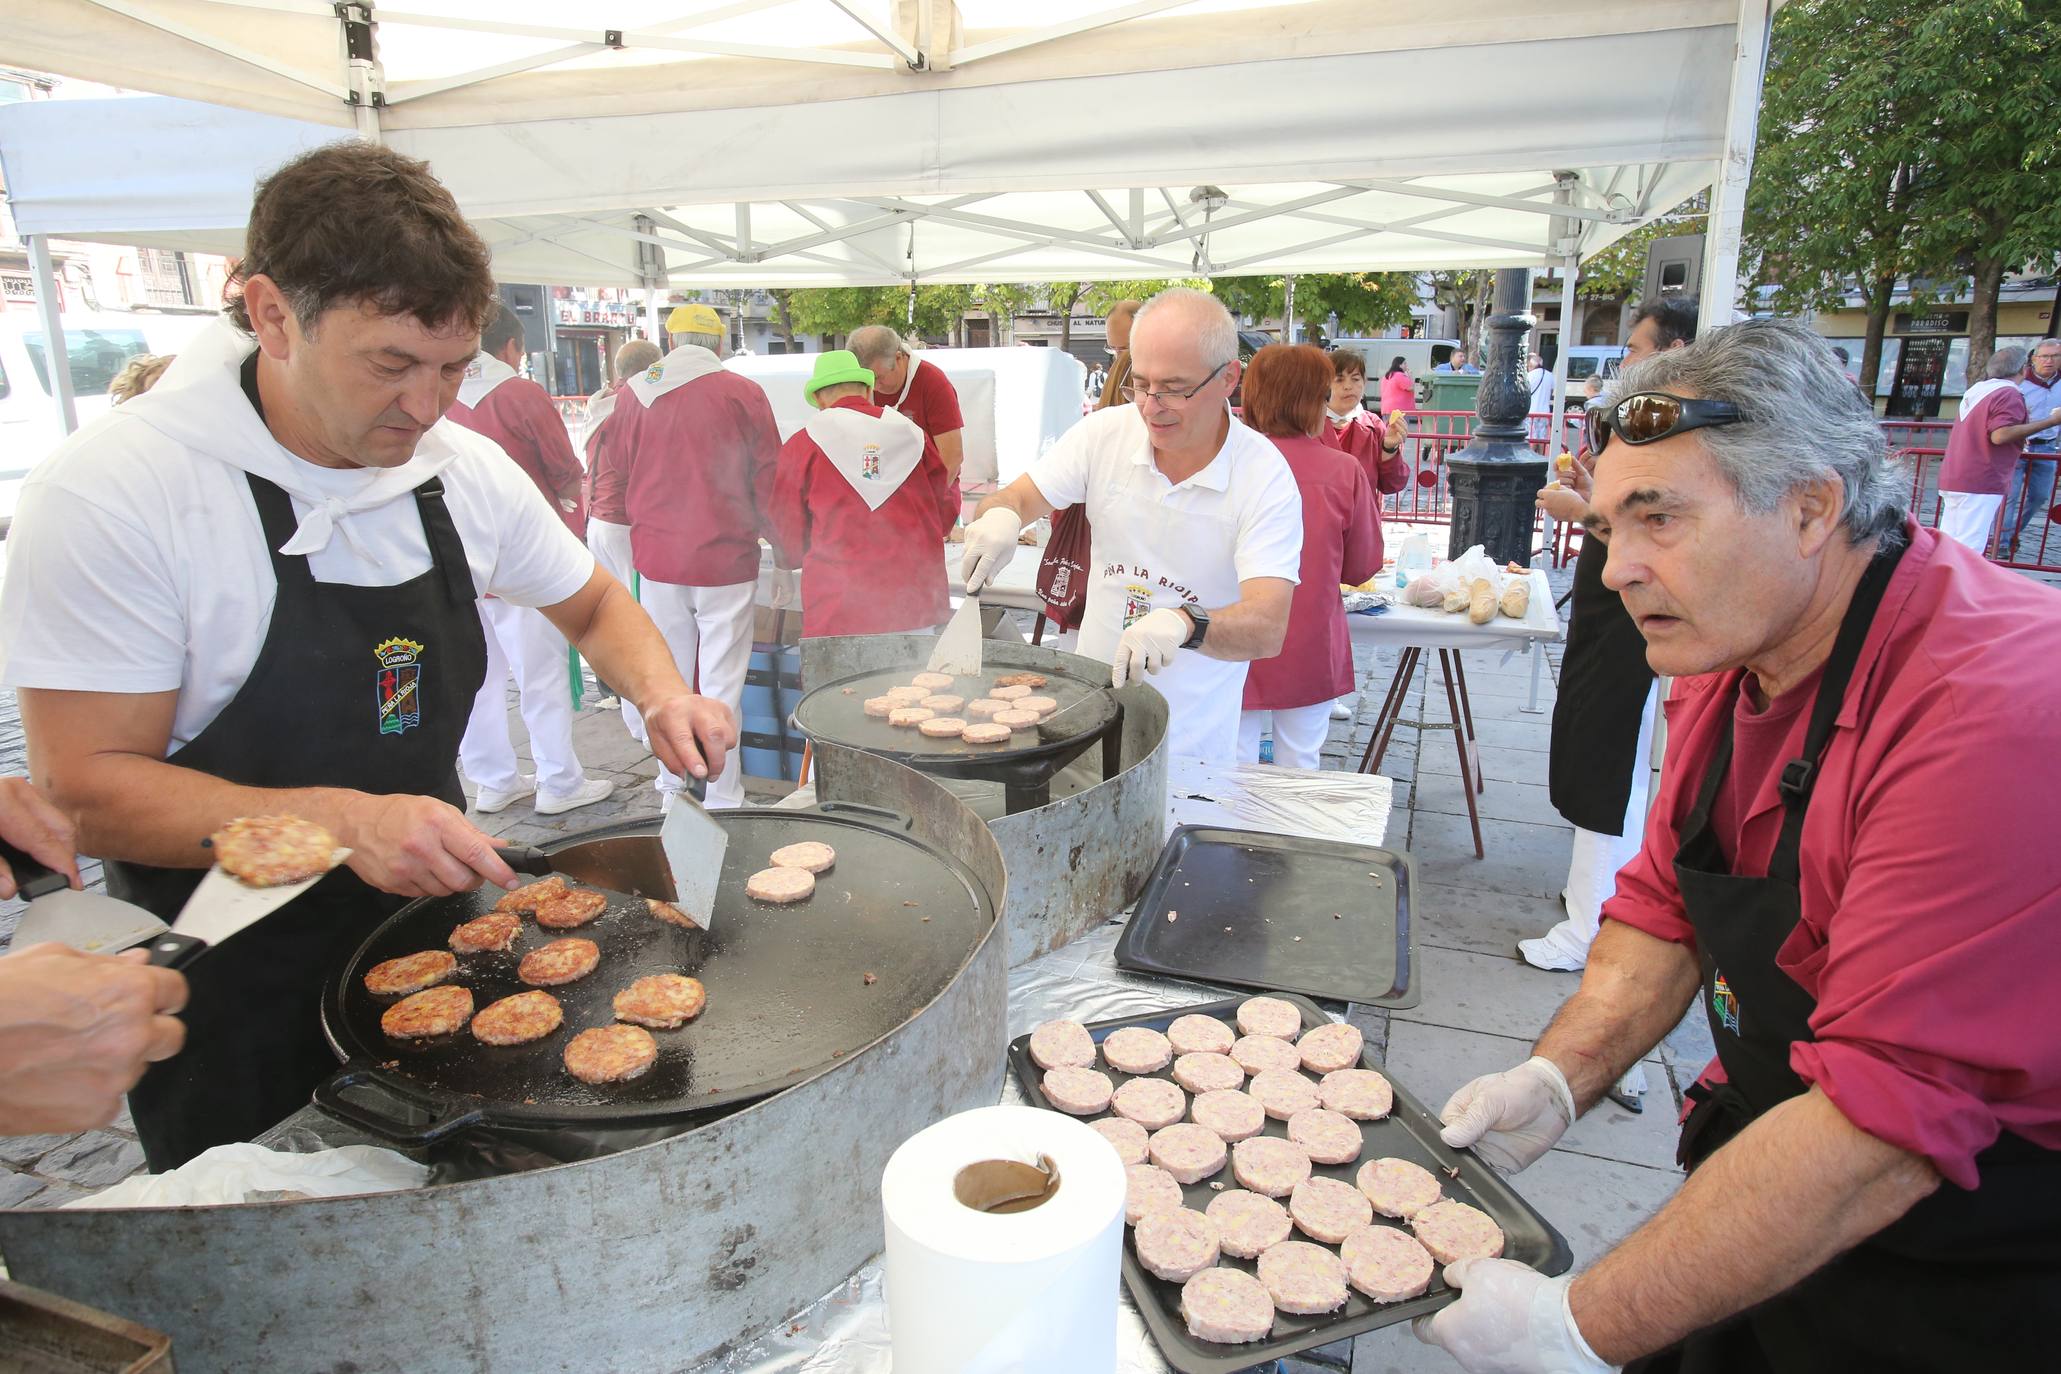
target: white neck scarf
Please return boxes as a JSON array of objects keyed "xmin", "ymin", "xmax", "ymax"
[
  {"xmin": 627, "ymin": 344, "xmax": 724, "ymax": 407},
  {"xmin": 805, "ymin": 406, "xmax": 925, "ymax": 511},
  {"xmin": 456, "ymin": 351, "xmax": 519, "ymax": 408}
]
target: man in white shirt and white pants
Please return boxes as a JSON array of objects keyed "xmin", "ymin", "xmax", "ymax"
[{"xmin": 961, "ymin": 289, "xmax": 1302, "ymax": 764}]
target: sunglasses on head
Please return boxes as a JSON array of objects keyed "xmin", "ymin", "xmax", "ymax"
[{"xmin": 1587, "ymin": 391, "xmax": 1744, "ymax": 454}]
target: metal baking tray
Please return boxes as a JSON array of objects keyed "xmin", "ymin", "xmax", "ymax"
[
  {"xmin": 1115, "ymin": 826, "xmax": 1420, "ymax": 1009},
  {"xmin": 1007, "ymin": 993, "xmax": 1570, "ymax": 1374}
]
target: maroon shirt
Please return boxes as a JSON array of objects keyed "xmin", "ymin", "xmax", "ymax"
[
  {"xmin": 446, "ymin": 375, "xmax": 586, "ymax": 538},
  {"xmin": 615, "ymin": 371, "xmax": 781, "ymax": 587},
  {"xmin": 872, "ymin": 357, "xmax": 965, "ymax": 446},
  {"xmin": 583, "ymin": 396, "xmax": 632, "ymax": 524},
  {"xmin": 1939, "ymin": 382, "xmax": 2029, "ymax": 495},
  {"xmin": 1320, "ymin": 410, "xmax": 1410, "ymax": 501},
  {"xmin": 1242, "ymin": 434, "xmax": 1380, "ymax": 710}
]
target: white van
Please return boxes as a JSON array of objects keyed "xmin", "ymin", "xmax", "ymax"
[
  {"xmin": 1326, "ymin": 337, "xmax": 1466, "ymax": 404},
  {"xmin": 0, "ymin": 309, "xmax": 218, "ymax": 522}
]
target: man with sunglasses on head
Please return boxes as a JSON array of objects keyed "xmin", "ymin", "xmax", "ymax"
[
  {"xmin": 1420, "ymin": 318, "xmax": 2061, "ymax": 1373},
  {"xmin": 959, "ymin": 288, "xmax": 1302, "ymax": 763}
]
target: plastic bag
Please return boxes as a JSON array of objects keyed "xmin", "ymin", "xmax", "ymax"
[
  {"xmin": 63, "ymin": 1142, "xmax": 429, "ymax": 1209},
  {"xmin": 1403, "ymin": 544, "xmax": 1504, "ymax": 611}
]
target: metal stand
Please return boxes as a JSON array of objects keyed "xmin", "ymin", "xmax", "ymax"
[{"xmin": 1357, "ymin": 648, "xmax": 1486, "ymax": 858}]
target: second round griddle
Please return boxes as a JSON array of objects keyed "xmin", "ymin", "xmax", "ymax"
[
  {"xmin": 793, "ymin": 663, "xmax": 1119, "ymax": 772},
  {"xmin": 318, "ymin": 806, "xmax": 992, "ymax": 1134}
]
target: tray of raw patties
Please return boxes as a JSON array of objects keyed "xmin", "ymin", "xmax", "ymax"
[{"xmin": 1008, "ymin": 992, "xmax": 1572, "ymax": 1374}]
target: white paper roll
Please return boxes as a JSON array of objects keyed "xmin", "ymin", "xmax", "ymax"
[{"xmin": 882, "ymin": 1104, "xmax": 1126, "ymax": 1374}]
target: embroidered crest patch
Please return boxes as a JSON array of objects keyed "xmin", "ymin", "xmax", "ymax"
[{"xmin": 375, "ymin": 637, "xmax": 426, "ymax": 736}]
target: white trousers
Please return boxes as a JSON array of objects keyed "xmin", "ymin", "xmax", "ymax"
[
  {"xmin": 1550, "ymin": 679, "xmax": 1661, "ymax": 959},
  {"xmin": 460, "ymin": 599, "xmax": 585, "ymax": 796},
  {"xmin": 1938, "ymin": 491, "xmax": 2003, "ymax": 553},
  {"xmin": 585, "ymin": 519, "xmax": 646, "ymax": 744},
  {"xmin": 641, "ymin": 577, "xmax": 756, "ymax": 808},
  {"xmin": 1236, "ymin": 703, "xmax": 1335, "ymax": 772}
]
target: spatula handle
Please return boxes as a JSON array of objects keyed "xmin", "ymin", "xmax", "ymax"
[
  {"xmin": 493, "ymin": 845, "xmax": 554, "ymax": 877},
  {"xmin": 0, "ymin": 836, "xmax": 75, "ymax": 902},
  {"xmin": 142, "ymin": 931, "xmax": 208, "ymax": 970}
]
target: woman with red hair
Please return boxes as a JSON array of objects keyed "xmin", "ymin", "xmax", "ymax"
[{"xmin": 1237, "ymin": 345, "xmax": 1381, "ymax": 770}]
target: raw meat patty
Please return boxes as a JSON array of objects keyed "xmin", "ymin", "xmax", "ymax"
[
  {"xmin": 613, "ymin": 974, "xmax": 707, "ymax": 1028},
  {"xmin": 910, "ymin": 672, "xmax": 955, "ymax": 691},
  {"xmin": 993, "ymin": 673, "xmax": 1047, "ymax": 689},
  {"xmin": 770, "ymin": 841, "xmax": 836, "ymax": 873},
  {"xmin": 1289, "ymin": 1175, "xmax": 1374, "ymax": 1244},
  {"xmin": 1111, "ymin": 1077, "xmax": 1186, "ymax": 1131},
  {"xmin": 1016, "ymin": 695, "xmax": 1059, "ymax": 716},
  {"xmin": 990, "ymin": 684, "xmax": 1034, "ymax": 701},
  {"xmin": 1148, "ymin": 1122, "xmax": 1227, "ymax": 1184},
  {"xmin": 1230, "ymin": 1136, "xmax": 1311, "ymax": 1198},
  {"xmin": 1230, "ymin": 1035, "xmax": 1302, "ymax": 1075},
  {"xmin": 745, "ymin": 866, "xmax": 816, "ymax": 904},
  {"xmin": 1125, "ymin": 1163, "xmax": 1184, "ymax": 1224},
  {"xmin": 1319, "ymin": 1068, "xmax": 1394, "ymax": 1121},
  {"xmin": 1092, "ymin": 1117, "xmax": 1150, "ymax": 1166},
  {"xmin": 364, "ymin": 950, "xmax": 457, "ymax": 996},
  {"xmin": 518, "ymin": 937, "xmax": 601, "ymax": 987},
  {"xmin": 1297, "ymin": 1022, "xmax": 1365, "ymax": 1074},
  {"xmin": 646, "ymin": 897, "xmax": 704, "ymax": 931},
  {"xmin": 380, "ymin": 985, "xmax": 473, "ymax": 1039},
  {"xmin": 471, "ymin": 989, "xmax": 563, "ymax": 1045},
  {"xmin": 1167, "ymin": 1013, "xmax": 1236, "ymax": 1056},
  {"xmin": 885, "ymin": 685, "xmax": 930, "ymax": 703},
  {"xmin": 1411, "ymin": 1200, "xmax": 1505, "ymax": 1265},
  {"xmin": 563, "ymin": 1024, "xmax": 658, "ymax": 1084},
  {"xmin": 992, "ymin": 709, "xmax": 1040, "ymax": 729},
  {"xmin": 495, "ymin": 874, "xmax": 567, "ymax": 913},
  {"xmin": 1135, "ymin": 1208, "xmax": 1221, "ymax": 1282},
  {"xmin": 863, "ymin": 695, "xmax": 898, "ymax": 718},
  {"xmin": 887, "ymin": 707, "xmax": 934, "ymax": 728},
  {"xmin": 1342, "ymin": 1226, "xmax": 1435, "ymax": 1303},
  {"xmin": 1258, "ymin": 1241, "xmax": 1349, "ymax": 1316},
  {"xmin": 1248, "ymin": 1068, "xmax": 1320, "ymax": 1121},
  {"xmin": 918, "ymin": 717, "xmax": 968, "ymax": 739},
  {"xmin": 535, "ymin": 888, "xmax": 607, "ymax": 929},
  {"xmin": 1190, "ymin": 1089, "xmax": 1266, "ymax": 1142},
  {"xmin": 1172, "ymin": 1052, "xmax": 1244, "ymax": 1095},
  {"xmin": 1028, "ymin": 1019, "xmax": 1097, "ymax": 1070},
  {"xmin": 1287, "ymin": 1107, "xmax": 1364, "ymax": 1165},
  {"xmin": 209, "ymin": 814, "xmax": 337, "ymax": 887},
  {"xmin": 1103, "ymin": 1026, "xmax": 1174, "ymax": 1074},
  {"xmin": 961, "ymin": 723, "xmax": 1013, "ymax": 745},
  {"xmin": 1042, "ymin": 1065, "xmax": 1114, "ymax": 1115},
  {"xmin": 1236, "ymin": 996, "xmax": 1303, "ymax": 1040},
  {"xmin": 964, "ymin": 698, "xmax": 1008, "ymax": 720},
  {"xmin": 1180, "ymin": 1268, "xmax": 1274, "ymax": 1345},
  {"xmin": 449, "ymin": 911, "xmax": 521, "ymax": 953},
  {"xmin": 919, "ymin": 694, "xmax": 965, "ymax": 713},
  {"xmin": 1357, "ymin": 1157, "xmax": 1443, "ymax": 1219},
  {"xmin": 1205, "ymin": 1189, "xmax": 1294, "ymax": 1259}
]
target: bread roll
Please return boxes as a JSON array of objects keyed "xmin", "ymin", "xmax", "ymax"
[
  {"xmin": 1467, "ymin": 579, "xmax": 1497, "ymax": 624},
  {"xmin": 1440, "ymin": 586, "xmax": 1471, "ymax": 614},
  {"xmin": 1500, "ymin": 580, "xmax": 1532, "ymax": 619}
]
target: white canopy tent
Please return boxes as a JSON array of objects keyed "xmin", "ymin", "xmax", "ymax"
[{"xmin": 1, "ymin": 0, "xmax": 1773, "ymax": 426}]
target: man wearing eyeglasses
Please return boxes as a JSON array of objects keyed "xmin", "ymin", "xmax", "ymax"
[
  {"xmin": 1420, "ymin": 318, "xmax": 2061, "ymax": 1373},
  {"xmin": 959, "ymin": 288, "xmax": 1301, "ymax": 763}
]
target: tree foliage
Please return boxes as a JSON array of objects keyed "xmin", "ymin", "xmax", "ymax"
[
  {"xmin": 1579, "ymin": 199, "xmax": 1707, "ymax": 301},
  {"xmin": 1207, "ymin": 273, "xmax": 1419, "ymax": 338}
]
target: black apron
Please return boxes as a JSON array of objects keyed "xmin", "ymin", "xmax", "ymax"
[
  {"xmin": 108, "ymin": 370, "xmax": 487, "ymax": 1168},
  {"xmin": 1549, "ymin": 535, "xmax": 1657, "ymax": 834},
  {"xmin": 1627, "ymin": 541, "xmax": 2061, "ymax": 1372}
]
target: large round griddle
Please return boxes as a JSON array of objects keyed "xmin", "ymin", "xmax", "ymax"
[{"xmin": 317, "ymin": 806, "xmax": 992, "ymax": 1138}]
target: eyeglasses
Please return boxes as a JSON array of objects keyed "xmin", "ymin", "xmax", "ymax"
[
  {"xmin": 1587, "ymin": 391, "xmax": 1743, "ymax": 455},
  {"xmin": 1121, "ymin": 361, "xmax": 1229, "ymax": 406}
]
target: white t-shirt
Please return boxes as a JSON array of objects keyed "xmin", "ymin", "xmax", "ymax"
[
  {"xmin": 0, "ymin": 324, "xmax": 594, "ymax": 752},
  {"xmin": 1027, "ymin": 405, "xmax": 1302, "ymax": 764}
]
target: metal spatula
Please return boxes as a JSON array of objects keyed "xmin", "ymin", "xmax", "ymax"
[
  {"xmin": 5, "ymin": 837, "xmax": 168, "ymax": 954},
  {"xmin": 660, "ymin": 791, "xmax": 730, "ymax": 931},
  {"xmin": 138, "ymin": 852, "xmax": 351, "ymax": 968},
  {"xmin": 927, "ymin": 595, "xmax": 984, "ymax": 677}
]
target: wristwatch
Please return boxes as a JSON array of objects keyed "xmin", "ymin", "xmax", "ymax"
[{"xmin": 1180, "ymin": 604, "xmax": 1211, "ymax": 649}]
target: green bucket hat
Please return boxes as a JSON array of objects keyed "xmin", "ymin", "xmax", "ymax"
[{"xmin": 804, "ymin": 350, "xmax": 876, "ymax": 408}]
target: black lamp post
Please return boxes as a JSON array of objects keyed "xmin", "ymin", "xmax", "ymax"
[{"xmin": 1446, "ymin": 268, "xmax": 1548, "ymax": 565}]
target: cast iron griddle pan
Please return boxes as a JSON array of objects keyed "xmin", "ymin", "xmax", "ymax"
[
  {"xmin": 1009, "ymin": 993, "xmax": 1570, "ymax": 1374},
  {"xmin": 1116, "ymin": 826, "xmax": 1419, "ymax": 1009},
  {"xmin": 793, "ymin": 663, "xmax": 1118, "ymax": 768}
]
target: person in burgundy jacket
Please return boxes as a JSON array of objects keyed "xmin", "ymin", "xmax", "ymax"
[
  {"xmin": 1237, "ymin": 345, "xmax": 1381, "ymax": 770},
  {"xmin": 581, "ymin": 337, "xmax": 661, "ymax": 744},
  {"xmin": 1936, "ymin": 345, "xmax": 2060, "ymax": 553},
  {"xmin": 768, "ymin": 351, "xmax": 957, "ymax": 641},
  {"xmin": 447, "ymin": 303, "xmax": 615, "ymax": 817},
  {"xmin": 1321, "ymin": 348, "xmax": 1412, "ymax": 503},
  {"xmin": 611, "ymin": 304, "xmax": 781, "ymax": 808}
]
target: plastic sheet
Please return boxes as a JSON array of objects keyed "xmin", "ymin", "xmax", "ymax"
[
  {"xmin": 62, "ymin": 1142, "xmax": 427, "ymax": 1209},
  {"xmin": 1165, "ymin": 756, "xmax": 1396, "ymax": 846}
]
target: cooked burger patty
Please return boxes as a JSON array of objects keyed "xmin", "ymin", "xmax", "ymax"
[
  {"xmin": 1189, "ymin": 1089, "xmax": 1266, "ymax": 1143},
  {"xmin": 1411, "ymin": 1200, "xmax": 1505, "ymax": 1265},
  {"xmin": 993, "ymin": 673, "xmax": 1047, "ymax": 689},
  {"xmin": 518, "ymin": 937, "xmax": 601, "ymax": 987},
  {"xmin": 1041, "ymin": 1065, "xmax": 1114, "ymax": 1115},
  {"xmin": 1172, "ymin": 1052, "xmax": 1244, "ymax": 1095},
  {"xmin": 535, "ymin": 888, "xmax": 608, "ymax": 929},
  {"xmin": 863, "ymin": 695, "xmax": 899, "ymax": 717},
  {"xmin": 1289, "ymin": 1175, "xmax": 1374, "ymax": 1244},
  {"xmin": 744, "ymin": 866, "xmax": 816, "ymax": 904},
  {"xmin": 1342, "ymin": 1226, "xmax": 1436, "ymax": 1303},
  {"xmin": 1028, "ymin": 1018, "xmax": 1097, "ymax": 1070},
  {"xmin": 381, "ymin": 985, "xmax": 473, "ymax": 1039},
  {"xmin": 1103, "ymin": 1026, "xmax": 1174, "ymax": 1074},
  {"xmin": 1356, "ymin": 1157, "xmax": 1443, "ymax": 1219},
  {"xmin": 495, "ymin": 875, "xmax": 567, "ymax": 913},
  {"xmin": 1296, "ymin": 1022, "xmax": 1365, "ymax": 1073},
  {"xmin": 1167, "ymin": 1013, "xmax": 1236, "ymax": 1057},
  {"xmin": 910, "ymin": 672, "xmax": 955, "ymax": 691},
  {"xmin": 1319, "ymin": 1068, "xmax": 1394, "ymax": 1121},
  {"xmin": 1286, "ymin": 1107, "xmax": 1364, "ymax": 1165},
  {"xmin": 1230, "ymin": 1035, "xmax": 1302, "ymax": 1075},
  {"xmin": 1148, "ymin": 1122, "xmax": 1228, "ymax": 1184},
  {"xmin": 887, "ymin": 707, "xmax": 935, "ymax": 728},
  {"xmin": 1257, "ymin": 1240, "xmax": 1349, "ymax": 1316},
  {"xmin": 363, "ymin": 950, "xmax": 457, "ymax": 996},
  {"xmin": 1205, "ymin": 1189, "xmax": 1293, "ymax": 1259},
  {"xmin": 563, "ymin": 1024, "xmax": 658, "ymax": 1084},
  {"xmin": 769, "ymin": 841, "xmax": 837, "ymax": 873},
  {"xmin": 1235, "ymin": 995, "xmax": 1303, "ymax": 1040},
  {"xmin": 612, "ymin": 974, "xmax": 708, "ymax": 1029},
  {"xmin": 471, "ymin": 989, "xmax": 563, "ymax": 1046},
  {"xmin": 1091, "ymin": 1116, "xmax": 1150, "ymax": 1166},
  {"xmin": 1180, "ymin": 1267, "xmax": 1274, "ymax": 1345},
  {"xmin": 918, "ymin": 716, "xmax": 968, "ymax": 738},
  {"xmin": 1124, "ymin": 1163, "xmax": 1185, "ymax": 1225},
  {"xmin": 208, "ymin": 814, "xmax": 337, "ymax": 887},
  {"xmin": 918, "ymin": 694, "xmax": 965, "ymax": 713},
  {"xmin": 960, "ymin": 722, "xmax": 1014, "ymax": 745},
  {"xmin": 1110, "ymin": 1077, "xmax": 1186, "ymax": 1131},
  {"xmin": 964, "ymin": 698, "xmax": 1008, "ymax": 720},
  {"xmin": 1134, "ymin": 1208, "xmax": 1221, "ymax": 1282},
  {"xmin": 449, "ymin": 911, "xmax": 521, "ymax": 953},
  {"xmin": 646, "ymin": 897, "xmax": 704, "ymax": 931}
]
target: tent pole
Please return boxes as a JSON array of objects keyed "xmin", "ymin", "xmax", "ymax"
[
  {"xmin": 1553, "ymin": 252, "xmax": 1578, "ymax": 449},
  {"xmin": 1701, "ymin": 0, "xmax": 1773, "ymax": 326},
  {"xmin": 27, "ymin": 235, "xmax": 78, "ymax": 435},
  {"xmin": 1282, "ymin": 274, "xmax": 1295, "ymax": 345},
  {"xmin": 341, "ymin": 2, "xmax": 384, "ymax": 141}
]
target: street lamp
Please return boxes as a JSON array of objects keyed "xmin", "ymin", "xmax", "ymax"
[{"xmin": 1445, "ymin": 268, "xmax": 1548, "ymax": 565}]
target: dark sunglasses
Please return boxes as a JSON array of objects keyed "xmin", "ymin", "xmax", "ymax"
[{"xmin": 1587, "ymin": 391, "xmax": 1744, "ymax": 454}]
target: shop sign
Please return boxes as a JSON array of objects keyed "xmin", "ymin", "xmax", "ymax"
[{"xmin": 1894, "ymin": 310, "xmax": 1968, "ymax": 334}]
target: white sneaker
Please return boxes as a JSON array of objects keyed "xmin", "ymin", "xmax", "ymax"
[
  {"xmin": 535, "ymin": 777, "xmax": 615, "ymax": 815},
  {"xmin": 473, "ymin": 777, "xmax": 536, "ymax": 814},
  {"xmin": 1517, "ymin": 919, "xmax": 1591, "ymax": 972},
  {"xmin": 591, "ymin": 695, "xmax": 621, "ymax": 711},
  {"xmin": 1330, "ymin": 699, "xmax": 1354, "ymax": 720}
]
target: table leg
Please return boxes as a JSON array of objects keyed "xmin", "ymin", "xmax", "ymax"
[
  {"xmin": 1439, "ymin": 650, "xmax": 1486, "ymax": 857},
  {"xmin": 1003, "ymin": 781, "xmax": 1049, "ymax": 815},
  {"xmin": 1523, "ymin": 639, "xmax": 1546, "ymax": 714},
  {"xmin": 1358, "ymin": 647, "xmax": 1419, "ymax": 774},
  {"xmin": 1450, "ymin": 650, "xmax": 1479, "ymax": 750}
]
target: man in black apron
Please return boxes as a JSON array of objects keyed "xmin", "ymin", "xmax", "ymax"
[
  {"xmin": 1421, "ymin": 319, "xmax": 2061, "ymax": 1371},
  {"xmin": 3, "ymin": 144, "xmax": 734, "ymax": 1169}
]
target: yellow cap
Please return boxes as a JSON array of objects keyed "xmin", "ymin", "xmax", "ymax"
[{"xmin": 666, "ymin": 304, "xmax": 724, "ymax": 336}]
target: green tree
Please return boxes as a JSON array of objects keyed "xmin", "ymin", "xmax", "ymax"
[
  {"xmin": 1207, "ymin": 273, "xmax": 1418, "ymax": 339},
  {"xmin": 1427, "ymin": 270, "xmax": 1493, "ymax": 354},
  {"xmin": 1579, "ymin": 198, "xmax": 1707, "ymax": 302},
  {"xmin": 1040, "ymin": 280, "xmax": 1200, "ymax": 348},
  {"xmin": 780, "ymin": 286, "xmax": 905, "ymax": 344}
]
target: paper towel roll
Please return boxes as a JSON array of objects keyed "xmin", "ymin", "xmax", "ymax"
[{"xmin": 882, "ymin": 1104, "xmax": 1126, "ymax": 1374}]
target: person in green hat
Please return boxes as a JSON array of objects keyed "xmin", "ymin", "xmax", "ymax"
[{"xmin": 768, "ymin": 350, "xmax": 959, "ymax": 638}]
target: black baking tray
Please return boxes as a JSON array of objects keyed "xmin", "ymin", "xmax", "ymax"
[
  {"xmin": 1115, "ymin": 826, "xmax": 1419, "ymax": 1010},
  {"xmin": 1008, "ymin": 993, "xmax": 1570, "ymax": 1374}
]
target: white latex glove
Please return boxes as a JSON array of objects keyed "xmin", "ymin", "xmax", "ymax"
[
  {"xmin": 1438, "ymin": 1055, "xmax": 1577, "ymax": 1174},
  {"xmin": 767, "ymin": 567, "xmax": 798, "ymax": 610},
  {"xmin": 1111, "ymin": 607, "xmax": 1191, "ymax": 688},
  {"xmin": 960, "ymin": 508, "xmax": 1023, "ymax": 594},
  {"xmin": 1413, "ymin": 1259, "xmax": 1616, "ymax": 1374}
]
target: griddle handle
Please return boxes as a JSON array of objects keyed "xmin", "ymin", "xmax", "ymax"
[
  {"xmin": 812, "ymin": 801, "xmax": 914, "ymax": 831},
  {"xmin": 493, "ymin": 844, "xmax": 555, "ymax": 877},
  {"xmin": 0, "ymin": 836, "xmax": 75, "ymax": 903},
  {"xmin": 312, "ymin": 1064, "xmax": 485, "ymax": 1146}
]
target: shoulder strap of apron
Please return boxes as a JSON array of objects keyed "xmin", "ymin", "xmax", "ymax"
[
  {"xmin": 242, "ymin": 471, "xmax": 473, "ymax": 607},
  {"xmin": 244, "ymin": 472, "xmax": 314, "ymax": 587}
]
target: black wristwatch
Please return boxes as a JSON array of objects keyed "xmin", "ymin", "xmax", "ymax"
[{"xmin": 1180, "ymin": 604, "xmax": 1211, "ymax": 649}]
